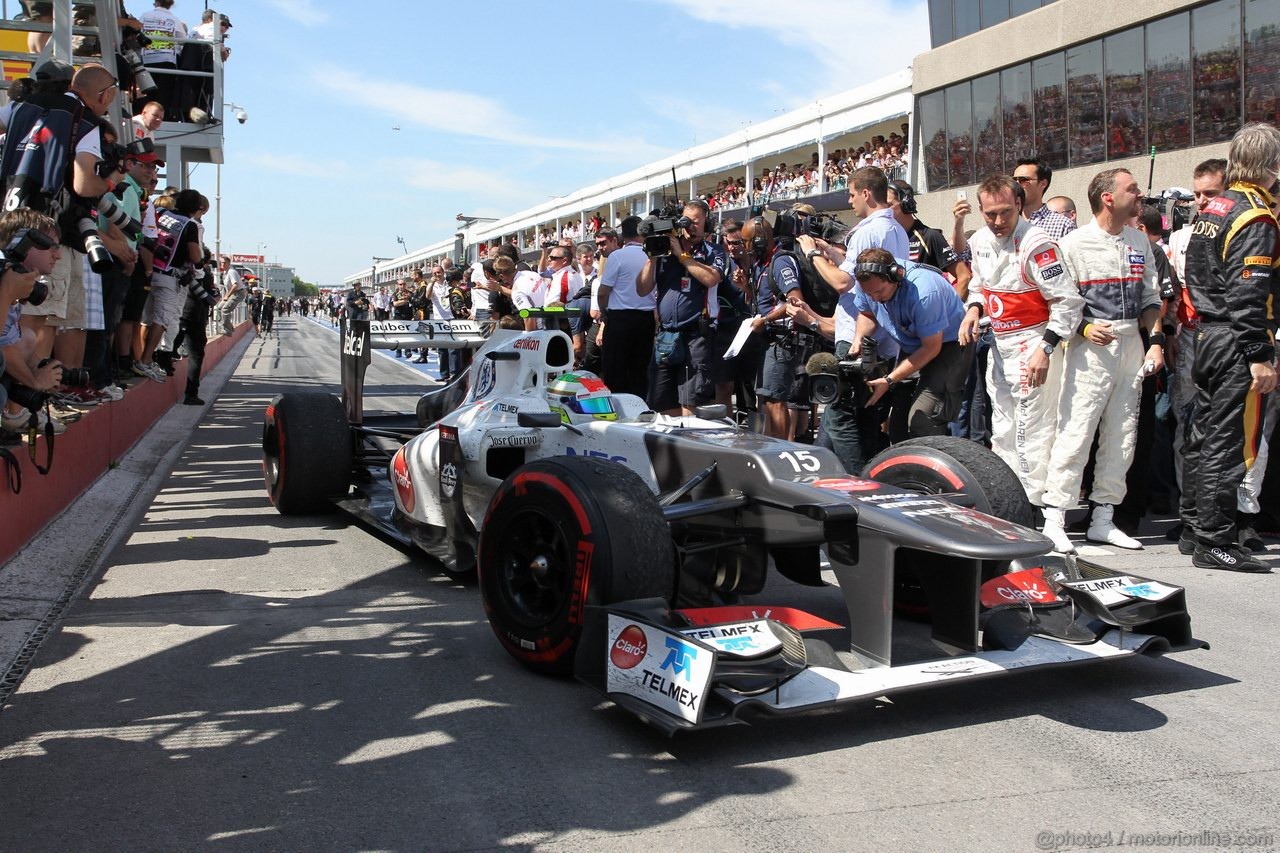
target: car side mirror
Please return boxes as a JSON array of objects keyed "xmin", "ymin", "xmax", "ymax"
[{"xmin": 518, "ymin": 412, "xmax": 563, "ymax": 428}]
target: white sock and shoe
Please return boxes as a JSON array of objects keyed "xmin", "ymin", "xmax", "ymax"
[
  {"xmin": 1040, "ymin": 507, "xmax": 1076, "ymax": 553},
  {"xmin": 1086, "ymin": 504, "xmax": 1143, "ymax": 550}
]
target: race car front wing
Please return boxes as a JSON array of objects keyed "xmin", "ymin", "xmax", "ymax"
[{"xmin": 575, "ymin": 565, "xmax": 1205, "ymax": 735}]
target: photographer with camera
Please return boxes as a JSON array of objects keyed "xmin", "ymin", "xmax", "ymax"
[
  {"xmin": 849, "ymin": 249, "xmax": 970, "ymax": 443},
  {"xmin": 215, "ymin": 255, "xmax": 243, "ymax": 334},
  {"xmin": 739, "ymin": 215, "xmax": 808, "ymax": 438},
  {"xmin": 637, "ymin": 200, "xmax": 727, "ymax": 415},
  {"xmin": 1, "ymin": 63, "xmax": 130, "ymax": 381},
  {"xmin": 1, "ymin": 210, "xmax": 67, "ymax": 438},
  {"xmin": 137, "ymin": 186, "xmax": 203, "ymax": 380},
  {"xmin": 345, "ymin": 279, "xmax": 371, "ymax": 322}
]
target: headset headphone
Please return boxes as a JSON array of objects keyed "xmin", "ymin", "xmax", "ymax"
[
  {"xmin": 891, "ymin": 181, "xmax": 918, "ymax": 216},
  {"xmin": 854, "ymin": 261, "xmax": 905, "ymax": 283},
  {"xmin": 747, "ymin": 216, "xmax": 770, "ymax": 256}
]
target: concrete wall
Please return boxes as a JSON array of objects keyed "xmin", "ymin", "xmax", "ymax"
[
  {"xmin": 913, "ymin": 0, "xmax": 1204, "ymax": 95},
  {"xmin": 911, "ymin": 0, "xmax": 1221, "ymax": 230},
  {"xmin": 913, "ymin": 142, "xmax": 1230, "ymax": 230}
]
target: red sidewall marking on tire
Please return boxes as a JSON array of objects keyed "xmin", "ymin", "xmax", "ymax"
[
  {"xmin": 868, "ymin": 454, "xmax": 964, "ymax": 490},
  {"xmin": 511, "ymin": 471, "xmax": 593, "ymax": 534}
]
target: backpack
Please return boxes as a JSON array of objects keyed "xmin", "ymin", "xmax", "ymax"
[
  {"xmin": 0, "ymin": 94, "xmax": 87, "ymax": 220},
  {"xmin": 776, "ymin": 247, "xmax": 838, "ymax": 318}
]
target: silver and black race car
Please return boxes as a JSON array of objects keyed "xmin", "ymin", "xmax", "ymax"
[{"xmin": 262, "ymin": 317, "xmax": 1203, "ymax": 733}]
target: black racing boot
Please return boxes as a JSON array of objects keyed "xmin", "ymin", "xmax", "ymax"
[{"xmin": 1191, "ymin": 544, "xmax": 1270, "ymax": 573}]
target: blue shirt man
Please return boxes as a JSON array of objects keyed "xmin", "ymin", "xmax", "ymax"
[
  {"xmin": 851, "ymin": 251, "xmax": 971, "ymax": 444},
  {"xmin": 651, "ymin": 238, "xmax": 727, "ymax": 329},
  {"xmin": 852, "ymin": 259, "xmax": 966, "ymax": 354}
]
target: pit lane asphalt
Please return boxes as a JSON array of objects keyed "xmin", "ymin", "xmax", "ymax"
[{"xmin": 0, "ymin": 314, "xmax": 1276, "ymax": 852}]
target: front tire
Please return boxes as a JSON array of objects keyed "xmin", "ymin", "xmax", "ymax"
[
  {"xmin": 479, "ymin": 457, "xmax": 675, "ymax": 674},
  {"xmin": 262, "ymin": 393, "xmax": 352, "ymax": 514},
  {"xmin": 865, "ymin": 436, "xmax": 1034, "ymax": 617}
]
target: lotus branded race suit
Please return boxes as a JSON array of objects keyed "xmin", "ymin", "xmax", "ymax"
[
  {"xmin": 1179, "ymin": 183, "xmax": 1280, "ymax": 548},
  {"xmin": 967, "ymin": 219, "xmax": 1082, "ymax": 505},
  {"xmin": 1041, "ymin": 223, "xmax": 1160, "ymax": 509}
]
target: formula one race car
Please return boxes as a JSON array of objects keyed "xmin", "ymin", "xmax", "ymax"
[{"xmin": 262, "ymin": 317, "xmax": 1203, "ymax": 733}]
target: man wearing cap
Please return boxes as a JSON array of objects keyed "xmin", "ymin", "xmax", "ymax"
[{"xmin": 180, "ymin": 11, "xmax": 231, "ymax": 122}]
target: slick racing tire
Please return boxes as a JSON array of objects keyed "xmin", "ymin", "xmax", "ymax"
[
  {"xmin": 262, "ymin": 393, "xmax": 353, "ymax": 515},
  {"xmin": 864, "ymin": 436, "xmax": 1034, "ymax": 618},
  {"xmin": 479, "ymin": 456, "xmax": 676, "ymax": 675}
]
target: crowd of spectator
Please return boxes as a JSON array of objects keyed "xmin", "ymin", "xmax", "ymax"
[{"xmin": 0, "ymin": 51, "xmax": 232, "ymax": 474}]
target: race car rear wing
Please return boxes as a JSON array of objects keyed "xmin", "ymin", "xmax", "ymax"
[{"xmin": 340, "ymin": 318, "xmax": 494, "ymax": 424}]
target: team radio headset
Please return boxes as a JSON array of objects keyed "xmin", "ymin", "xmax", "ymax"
[{"xmin": 851, "ymin": 260, "xmax": 908, "ymax": 389}]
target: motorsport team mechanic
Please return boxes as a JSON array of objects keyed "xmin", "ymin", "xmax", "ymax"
[
  {"xmin": 850, "ymin": 248, "xmax": 970, "ymax": 441},
  {"xmin": 636, "ymin": 199, "xmax": 727, "ymax": 416},
  {"xmin": 1179, "ymin": 122, "xmax": 1280, "ymax": 574}
]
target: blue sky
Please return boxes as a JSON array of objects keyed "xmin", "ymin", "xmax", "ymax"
[{"xmin": 200, "ymin": 0, "xmax": 928, "ymax": 284}]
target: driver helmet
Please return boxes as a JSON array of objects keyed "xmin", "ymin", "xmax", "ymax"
[{"xmin": 547, "ymin": 371, "xmax": 617, "ymax": 423}]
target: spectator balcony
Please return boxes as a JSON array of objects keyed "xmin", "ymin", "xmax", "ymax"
[{"xmin": 0, "ymin": 0, "xmax": 228, "ymax": 180}]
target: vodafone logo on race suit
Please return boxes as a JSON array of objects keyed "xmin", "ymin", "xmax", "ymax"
[
  {"xmin": 611, "ymin": 625, "xmax": 648, "ymax": 669},
  {"xmin": 392, "ymin": 448, "xmax": 415, "ymax": 513},
  {"xmin": 980, "ymin": 567, "xmax": 1058, "ymax": 608}
]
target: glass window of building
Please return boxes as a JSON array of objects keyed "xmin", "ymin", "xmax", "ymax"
[
  {"xmin": 981, "ymin": 0, "xmax": 1009, "ymax": 29},
  {"xmin": 954, "ymin": 0, "xmax": 981, "ymax": 39},
  {"xmin": 1010, "ymin": 0, "xmax": 1042, "ymax": 15},
  {"xmin": 921, "ymin": 90, "xmax": 949, "ymax": 191},
  {"xmin": 1033, "ymin": 53, "xmax": 1068, "ymax": 170},
  {"xmin": 972, "ymin": 73, "xmax": 1003, "ymax": 180},
  {"xmin": 946, "ymin": 82, "xmax": 976, "ymax": 186},
  {"xmin": 1067, "ymin": 40, "xmax": 1105, "ymax": 167},
  {"xmin": 929, "ymin": 0, "xmax": 954, "ymax": 48},
  {"xmin": 1002, "ymin": 63, "xmax": 1034, "ymax": 173},
  {"xmin": 1105, "ymin": 28, "xmax": 1146, "ymax": 159},
  {"xmin": 1244, "ymin": 0, "xmax": 1280, "ymax": 125},
  {"xmin": 1147, "ymin": 13, "xmax": 1192, "ymax": 151},
  {"xmin": 1193, "ymin": 0, "xmax": 1243, "ymax": 145}
]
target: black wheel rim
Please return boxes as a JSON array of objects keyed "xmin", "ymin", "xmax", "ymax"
[
  {"xmin": 495, "ymin": 507, "xmax": 574, "ymax": 628},
  {"xmin": 263, "ymin": 420, "xmax": 281, "ymax": 491}
]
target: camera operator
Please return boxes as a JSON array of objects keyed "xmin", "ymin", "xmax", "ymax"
[
  {"xmin": 796, "ymin": 166, "xmax": 908, "ymax": 474},
  {"xmin": 1, "ymin": 210, "xmax": 66, "ymax": 436},
  {"xmin": 0, "ymin": 63, "xmax": 129, "ymax": 377},
  {"xmin": 345, "ymin": 279, "xmax": 371, "ymax": 322},
  {"xmin": 637, "ymin": 200, "xmax": 727, "ymax": 415},
  {"xmin": 87, "ymin": 148, "xmax": 155, "ymax": 396},
  {"xmin": 850, "ymin": 249, "xmax": 970, "ymax": 442},
  {"xmin": 138, "ymin": 186, "xmax": 202, "ymax": 379},
  {"xmin": 1178, "ymin": 124, "xmax": 1280, "ymax": 572},
  {"xmin": 741, "ymin": 215, "xmax": 808, "ymax": 437}
]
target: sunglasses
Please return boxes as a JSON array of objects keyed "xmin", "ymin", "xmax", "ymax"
[
  {"xmin": 549, "ymin": 254, "xmax": 569, "ymax": 261},
  {"xmin": 1012, "ymin": 175, "xmax": 1038, "ymax": 184}
]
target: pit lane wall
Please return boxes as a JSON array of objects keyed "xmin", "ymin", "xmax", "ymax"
[{"xmin": 0, "ymin": 321, "xmax": 254, "ymax": 567}]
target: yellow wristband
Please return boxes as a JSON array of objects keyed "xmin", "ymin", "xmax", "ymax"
[
  {"xmin": 1083, "ymin": 323, "xmax": 1093, "ymax": 338},
  {"xmin": 679, "ymin": 252, "xmax": 693, "ymax": 261}
]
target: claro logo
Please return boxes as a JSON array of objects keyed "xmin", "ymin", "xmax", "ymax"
[
  {"xmin": 611, "ymin": 625, "xmax": 648, "ymax": 669},
  {"xmin": 392, "ymin": 448, "xmax": 415, "ymax": 513}
]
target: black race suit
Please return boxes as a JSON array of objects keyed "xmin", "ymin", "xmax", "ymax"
[{"xmin": 1179, "ymin": 182, "xmax": 1280, "ymax": 547}]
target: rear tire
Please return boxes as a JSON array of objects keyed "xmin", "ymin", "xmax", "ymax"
[
  {"xmin": 479, "ymin": 456, "xmax": 675, "ymax": 674},
  {"xmin": 262, "ymin": 393, "xmax": 352, "ymax": 514},
  {"xmin": 865, "ymin": 436, "xmax": 1034, "ymax": 617}
]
